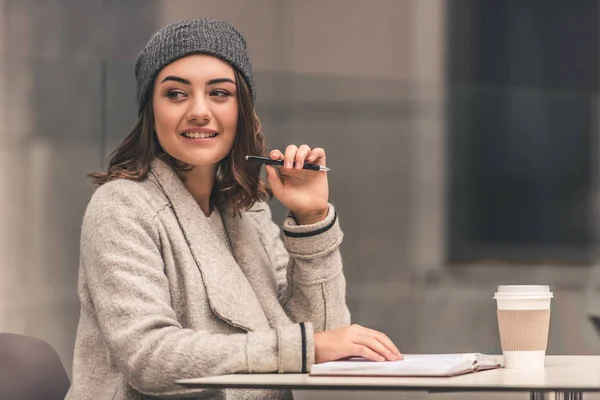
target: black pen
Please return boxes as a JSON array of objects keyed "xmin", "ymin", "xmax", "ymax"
[{"xmin": 245, "ymin": 155, "xmax": 330, "ymax": 172}]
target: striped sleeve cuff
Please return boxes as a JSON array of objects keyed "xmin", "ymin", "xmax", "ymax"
[
  {"xmin": 282, "ymin": 204, "xmax": 343, "ymax": 260},
  {"xmin": 276, "ymin": 322, "xmax": 315, "ymax": 373}
]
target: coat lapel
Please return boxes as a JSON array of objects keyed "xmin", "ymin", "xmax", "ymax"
[
  {"xmin": 149, "ymin": 159, "xmax": 270, "ymax": 332},
  {"xmin": 222, "ymin": 210, "xmax": 291, "ymax": 328}
]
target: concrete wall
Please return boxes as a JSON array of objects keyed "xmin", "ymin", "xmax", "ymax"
[{"xmin": 0, "ymin": 0, "xmax": 161, "ymax": 377}]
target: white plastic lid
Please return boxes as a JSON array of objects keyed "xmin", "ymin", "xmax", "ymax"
[
  {"xmin": 493, "ymin": 293, "xmax": 553, "ymax": 300},
  {"xmin": 496, "ymin": 285, "xmax": 551, "ymax": 294}
]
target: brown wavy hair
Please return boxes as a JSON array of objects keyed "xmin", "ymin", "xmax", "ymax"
[{"xmin": 89, "ymin": 69, "xmax": 271, "ymax": 215}]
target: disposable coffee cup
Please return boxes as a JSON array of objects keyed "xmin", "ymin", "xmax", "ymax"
[{"xmin": 493, "ymin": 285, "xmax": 553, "ymax": 370}]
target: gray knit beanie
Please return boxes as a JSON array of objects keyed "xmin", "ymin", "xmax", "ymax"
[{"xmin": 135, "ymin": 18, "xmax": 256, "ymax": 115}]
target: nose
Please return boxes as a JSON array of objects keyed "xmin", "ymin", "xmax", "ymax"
[{"xmin": 186, "ymin": 95, "xmax": 212, "ymax": 123}]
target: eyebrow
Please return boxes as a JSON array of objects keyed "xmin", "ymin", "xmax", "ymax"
[
  {"xmin": 160, "ymin": 76, "xmax": 235, "ymax": 86},
  {"xmin": 161, "ymin": 76, "xmax": 191, "ymax": 85},
  {"xmin": 207, "ymin": 78, "xmax": 236, "ymax": 85}
]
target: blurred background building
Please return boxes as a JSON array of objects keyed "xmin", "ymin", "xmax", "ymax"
[{"xmin": 1, "ymin": 1, "xmax": 600, "ymax": 399}]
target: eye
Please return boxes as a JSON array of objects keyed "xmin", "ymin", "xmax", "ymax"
[
  {"xmin": 210, "ymin": 89, "xmax": 232, "ymax": 98},
  {"xmin": 166, "ymin": 90, "xmax": 186, "ymax": 100}
]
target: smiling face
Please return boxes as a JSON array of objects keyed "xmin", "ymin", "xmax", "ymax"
[{"xmin": 152, "ymin": 54, "xmax": 239, "ymax": 170}]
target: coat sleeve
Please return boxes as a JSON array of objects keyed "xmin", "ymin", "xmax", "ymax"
[
  {"xmin": 251, "ymin": 202, "xmax": 351, "ymax": 333},
  {"xmin": 80, "ymin": 182, "xmax": 310, "ymax": 397}
]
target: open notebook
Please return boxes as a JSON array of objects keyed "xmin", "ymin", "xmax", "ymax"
[{"xmin": 310, "ymin": 353, "xmax": 501, "ymax": 377}]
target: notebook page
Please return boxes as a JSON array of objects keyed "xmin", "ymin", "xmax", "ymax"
[{"xmin": 310, "ymin": 354, "xmax": 478, "ymax": 376}]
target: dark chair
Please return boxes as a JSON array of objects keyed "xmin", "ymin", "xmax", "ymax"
[{"xmin": 0, "ymin": 333, "xmax": 70, "ymax": 400}]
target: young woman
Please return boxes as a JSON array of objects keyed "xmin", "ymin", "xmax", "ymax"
[{"xmin": 66, "ymin": 18, "xmax": 402, "ymax": 400}]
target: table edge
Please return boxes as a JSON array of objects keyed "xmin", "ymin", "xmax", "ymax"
[{"xmin": 175, "ymin": 382, "xmax": 600, "ymax": 392}]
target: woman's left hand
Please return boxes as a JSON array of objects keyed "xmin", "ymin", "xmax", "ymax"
[{"xmin": 265, "ymin": 145, "xmax": 329, "ymax": 225}]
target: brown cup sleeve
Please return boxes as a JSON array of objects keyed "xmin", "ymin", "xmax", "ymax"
[{"xmin": 497, "ymin": 309, "xmax": 550, "ymax": 351}]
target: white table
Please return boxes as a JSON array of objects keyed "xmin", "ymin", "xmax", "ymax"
[{"xmin": 176, "ymin": 356, "xmax": 600, "ymax": 399}]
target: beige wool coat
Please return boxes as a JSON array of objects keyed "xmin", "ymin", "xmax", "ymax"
[{"xmin": 66, "ymin": 159, "xmax": 351, "ymax": 400}]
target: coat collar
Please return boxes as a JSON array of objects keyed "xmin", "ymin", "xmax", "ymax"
[{"xmin": 148, "ymin": 159, "xmax": 278, "ymax": 332}]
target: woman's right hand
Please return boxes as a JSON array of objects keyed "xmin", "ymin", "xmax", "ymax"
[{"xmin": 314, "ymin": 324, "xmax": 403, "ymax": 363}]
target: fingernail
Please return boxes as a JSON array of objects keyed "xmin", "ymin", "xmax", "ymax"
[
  {"xmin": 285, "ymin": 161, "xmax": 292, "ymax": 168},
  {"xmin": 296, "ymin": 163, "xmax": 303, "ymax": 169}
]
